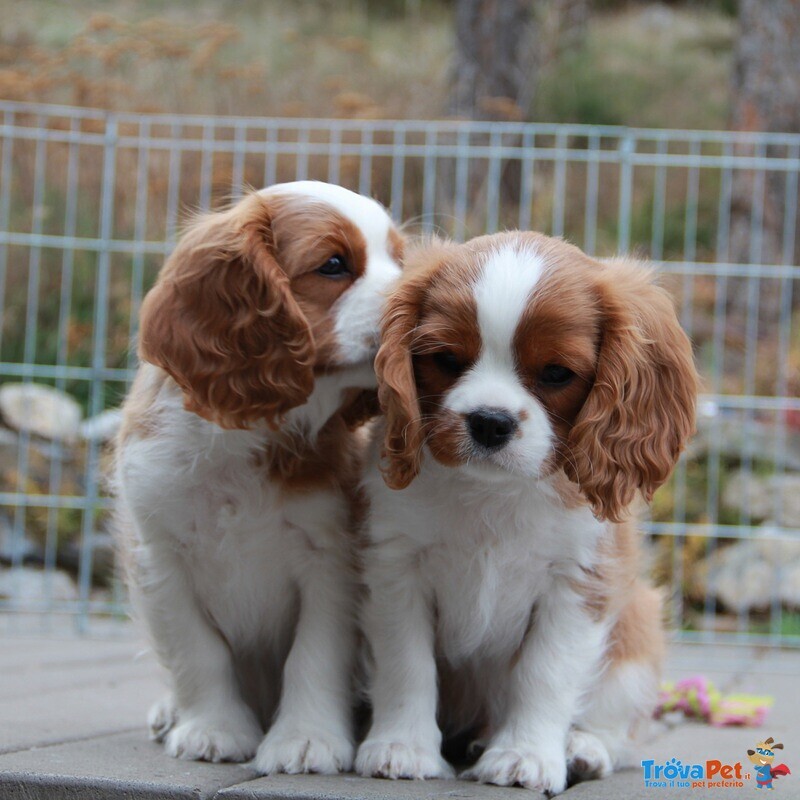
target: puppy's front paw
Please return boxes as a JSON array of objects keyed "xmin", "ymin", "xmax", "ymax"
[
  {"xmin": 462, "ymin": 746, "xmax": 567, "ymax": 794},
  {"xmin": 253, "ymin": 726, "xmax": 354, "ymax": 775},
  {"xmin": 147, "ymin": 695, "xmax": 178, "ymax": 742},
  {"xmin": 356, "ymin": 739, "xmax": 454, "ymax": 780},
  {"xmin": 566, "ymin": 730, "xmax": 613, "ymax": 783},
  {"xmin": 164, "ymin": 711, "xmax": 262, "ymax": 763}
]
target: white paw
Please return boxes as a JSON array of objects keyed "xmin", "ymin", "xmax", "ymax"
[
  {"xmin": 462, "ymin": 746, "xmax": 567, "ymax": 794},
  {"xmin": 253, "ymin": 727, "xmax": 354, "ymax": 775},
  {"xmin": 147, "ymin": 695, "xmax": 178, "ymax": 742},
  {"xmin": 566, "ymin": 730, "xmax": 613, "ymax": 783},
  {"xmin": 356, "ymin": 739, "xmax": 454, "ymax": 780},
  {"xmin": 164, "ymin": 712, "xmax": 262, "ymax": 763}
]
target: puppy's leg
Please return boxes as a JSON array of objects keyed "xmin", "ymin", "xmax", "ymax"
[
  {"xmin": 569, "ymin": 582, "xmax": 663, "ymax": 783},
  {"xmin": 253, "ymin": 548, "xmax": 356, "ymax": 775},
  {"xmin": 567, "ymin": 661, "xmax": 660, "ymax": 783},
  {"xmin": 135, "ymin": 541, "xmax": 262, "ymax": 762},
  {"xmin": 147, "ymin": 694, "xmax": 178, "ymax": 742},
  {"xmin": 463, "ymin": 579, "xmax": 605, "ymax": 795},
  {"xmin": 355, "ymin": 553, "xmax": 453, "ymax": 780}
]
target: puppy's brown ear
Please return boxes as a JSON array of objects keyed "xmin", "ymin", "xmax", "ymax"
[
  {"xmin": 375, "ymin": 275, "xmax": 427, "ymax": 490},
  {"xmin": 747, "ymin": 750, "xmax": 756, "ymax": 756},
  {"xmin": 773, "ymin": 743, "xmax": 784, "ymax": 750},
  {"xmin": 139, "ymin": 193, "xmax": 315, "ymax": 429},
  {"xmin": 565, "ymin": 258, "xmax": 699, "ymax": 522}
]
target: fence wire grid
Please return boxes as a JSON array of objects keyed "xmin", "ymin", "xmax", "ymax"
[{"xmin": 0, "ymin": 99, "xmax": 798, "ymax": 645}]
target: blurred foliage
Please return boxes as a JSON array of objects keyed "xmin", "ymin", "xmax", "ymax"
[
  {"xmin": 534, "ymin": 3, "xmax": 734, "ymax": 129},
  {"xmin": 0, "ymin": 1, "xmax": 736, "ymax": 125},
  {"xmin": 628, "ymin": 197, "xmax": 718, "ymax": 259},
  {"xmin": 0, "ymin": 1, "xmax": 450, "ymax": 118}
]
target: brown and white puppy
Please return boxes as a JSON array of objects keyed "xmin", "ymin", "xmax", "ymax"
[
  {"xmin": 356, "ymin": 232, "xmax": 697, "ymax": 793},
  {"xmin": 115, "ymin": 182, "xmax": 402, "ymax": 773}
]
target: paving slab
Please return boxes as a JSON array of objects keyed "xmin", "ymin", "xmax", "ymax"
[
  {"xmin": 0, "ymin": 631, "xmax": 163, "ymax": 754},
  {"xmin": 0, "ymin": 634, "xmax": 145, "ymax": 671},
  {"xmin": 0, "ymin": 658, "xmax": 156, "ymax": 699},
  {"xmin": 1, "ymin": 624, "xmax": 799, "ymax": 799},
  {"xmin": 564, "ymin": 770, "xmax": 754, "ymax": 800},
  {"xmin": 0, "ymin": 674, "xmax": 163, "ymax": 755},
  {"xmin": 0, "ymin": 731, "xmax": 254, "ymax": 800},
  {"xmin": 220, "ymin": 775, "xmax": 543, "ymax": 800}
]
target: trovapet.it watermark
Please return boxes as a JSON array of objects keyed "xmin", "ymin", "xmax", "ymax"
[
  {"xmin": 641, "ymin": 757, "xmax": 749, "ymax": 789},
  {"xmin": 641, "ymin": 736, "xmax": 791, "ymax": 790}
]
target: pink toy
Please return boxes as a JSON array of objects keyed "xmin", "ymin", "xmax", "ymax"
[{"xmin": 656, "ymin": 676, "xmax": 772, "ymax": 727}]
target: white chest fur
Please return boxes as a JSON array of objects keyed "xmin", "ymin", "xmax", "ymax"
[
  {"xmin": 117, "ymin": 386, "xmax": 348, "ymax": 649},
  {"xmin": 364, "ymin": 448, "xmax": 605, "ymax": 665}
]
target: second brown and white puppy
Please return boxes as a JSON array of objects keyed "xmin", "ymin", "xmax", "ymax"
[
  {"xmin": 356, "ymin": 232, "xmax": 697, "ymax": 793},
  {"xmin": 115, "ymin": 182, "xmax": 402, "ymax": 773}
]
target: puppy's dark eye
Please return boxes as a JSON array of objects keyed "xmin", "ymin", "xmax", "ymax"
[
  {"xmin": 316, "ymin": 255, "xmax": 350, "ymax": 279},
  {"xmin": 433, "ymin": 350, "xmax": 466, "ymax": 376},
  {"xmin": 540, "ymin": 364, "xmax": 575, "ymax": 386}
]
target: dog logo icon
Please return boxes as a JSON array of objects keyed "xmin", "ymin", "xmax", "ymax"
[{"xmin": 747, "ymin": 738, "xmax": 791, "ymax": 790}]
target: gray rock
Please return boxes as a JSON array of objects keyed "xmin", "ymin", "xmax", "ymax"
[
  {"xmin": 722, "ymin": 471, "xmax": 800, "ymax": 527},
  {"xmin": 689, "ymin": 406, "xmax": 800, "ymax": 471},
  {"xmin": 0, "ymin": 426, "xmax": 79, "ymax": 474},
  {"xmin": 80, "ymin": 409, "xmax": 122, "ymax": 442},
  {"xmin": 0, "ymin": 383, "xmax": 82, "ymax": 442},
  {"xmin": 0, "ymin": 513, "xmax": 43, "ymax": 566},
  {"xmin": 0, "ymin": 567, "xmax": 78, "ymax": 604},
  {"xmin": 698, "ymin": 538, "xmax": 800, "ymax": 613}
]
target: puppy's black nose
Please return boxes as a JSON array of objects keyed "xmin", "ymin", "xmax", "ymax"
[{"xmin": 467, "ymin": 409, "xmax": 518, "ymax": 449}]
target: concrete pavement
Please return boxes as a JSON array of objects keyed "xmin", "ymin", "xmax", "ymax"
[{"xmin": 1, "ymin": 621, "xmax": 798, "ymax": 799}]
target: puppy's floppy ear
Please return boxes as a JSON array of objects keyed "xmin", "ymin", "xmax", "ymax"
[
  {"xmin": 138, "ymin": 192, "xmax": 315, "ymax": 429},
  {"xmin": 375, "ymin": 273, "xmax": 428, "ymax": 490},
  {"xmin": 565, "ymin": 258, "xmax": 699, "ymax": 522}
]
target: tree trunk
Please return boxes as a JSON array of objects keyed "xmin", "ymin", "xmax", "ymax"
[
  {"xmin": 731, "ymin": 0, "xmax": 800, "ymax": 136},
  {"xmin": 449, "ymin": 0, "xmax": 537, "ymax": 121},
  {"xmin": 439, "ymin": 1, "xmax": 588, "ymax": 236},
  {"xmin": 728, "ymin": 0, "xmax": 800, "ymax": 325},
  {"xmin": 439, "ymin": 0, "xmax": 537, "ymax": 235}
]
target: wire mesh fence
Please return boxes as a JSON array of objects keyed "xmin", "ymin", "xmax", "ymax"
[{"xmin": 0, "ymin": 99, "xmax": 798, "ymax": 643}]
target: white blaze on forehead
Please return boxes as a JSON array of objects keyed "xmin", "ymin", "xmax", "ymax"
[
  {"xmin": 446, "ymin": 243, "xmax": 546, "ymax": 415},
  {"xmin": 446, "ymin": 242, "xmax": 553, "ymax": 474},
  {"xmin": 260, "ymin": 181, "xmax": 401, "ymax": 365},
  {"xmin": 473, "ymin": 243, "xmax": 545, "ymax": 362}
]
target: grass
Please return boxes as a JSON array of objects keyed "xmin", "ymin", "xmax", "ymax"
[
  {"xmin": 681, "ymin": 609, "xmax": 800, "ymax": 639},
  {"xmin": 0, "ymin": 2, "xmax": 735, "ymax": 127},
  {"xmin": 0, "ymin": 0, "xmax": 451, "ymax": 119}
]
